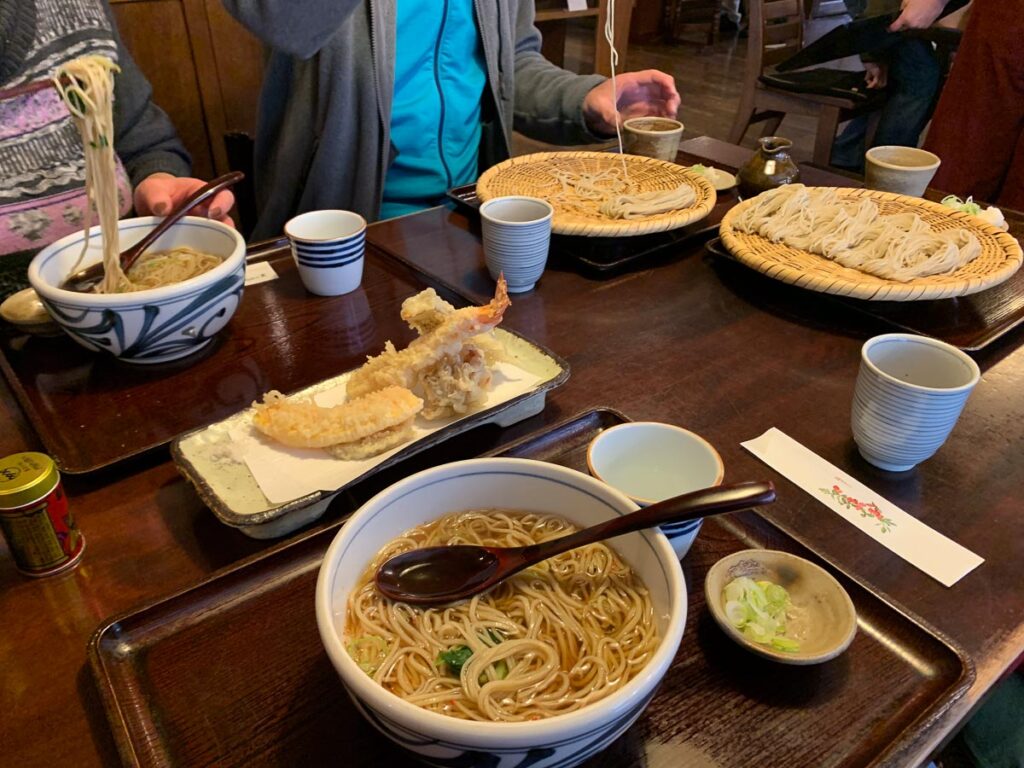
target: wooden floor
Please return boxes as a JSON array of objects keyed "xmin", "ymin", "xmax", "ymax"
[{"xmin": 514, "ymin": 15, "xmax": 857, "ymax": 165}]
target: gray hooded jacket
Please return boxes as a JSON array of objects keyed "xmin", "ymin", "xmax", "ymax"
[{"xmin": 223, "ymin": 0, "xmax": 606, "ymax": 238}]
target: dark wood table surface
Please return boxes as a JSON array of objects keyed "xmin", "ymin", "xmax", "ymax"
[{"xmin": 2, "ymin": 137, "xmax": 1023, "ymax": 767}]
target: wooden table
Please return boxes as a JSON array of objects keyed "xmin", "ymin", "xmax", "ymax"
[{"xmin": 2, "ymin": 138, "xmax": 1022, "ymax": 767}]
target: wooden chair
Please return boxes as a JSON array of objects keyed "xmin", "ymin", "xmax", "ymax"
[
  {"xmin": 664, "ymin": 0, "xmax": 719, "ymax": 47},
  {"xmin": 728, "ymin": 0, "xmax": 881, "ymax": 166}
]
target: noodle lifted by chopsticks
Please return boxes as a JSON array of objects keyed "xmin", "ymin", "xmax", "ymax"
[{"xmin": 54, "ymin": 56, "xmax": 222, "ymax": 293}]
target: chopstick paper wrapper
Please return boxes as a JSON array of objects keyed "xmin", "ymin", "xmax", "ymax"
[{"xmin": 742, "ymin": 428, "xmax": 983, "ymax": 587}]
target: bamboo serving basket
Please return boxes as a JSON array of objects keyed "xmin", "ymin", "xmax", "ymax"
[
  {"xmin": 476, "ymin": 151, "xmax": 717, "ymax": 236},
  {"xmin": 719, "ymin": 188, "xmax": 1023, "ymax": 301}
]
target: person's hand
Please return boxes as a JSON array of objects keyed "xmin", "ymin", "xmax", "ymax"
[
  {"xmin": 864, "ymin": 62, "xmax": 888, "ymax": 89},
  {"xmin": 134, "ymin": 172, "xmax": 236, "ymax": 228},
  {"xmin": 582, "ymin": 69, "xmax": 681, "ymax": 136},
  {"xmin": 889, "ymin": 0, "xmax": 947, "ymax": 31}
]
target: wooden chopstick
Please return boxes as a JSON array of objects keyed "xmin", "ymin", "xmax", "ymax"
[{"xmin": 0, "ymin": 75, "xmax": 73, "ymax": 102}]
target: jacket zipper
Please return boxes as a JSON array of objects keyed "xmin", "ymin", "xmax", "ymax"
[
  {"xmin": 369, "ymin": 0, "xmax": 390, "ymax": 208},
  {"xmin": 473, "ymin": 0, "xmax": 509, "ymax": 153},
  {"xmin": 433, "ymin": 0, "xmax": 453, "ymax": 189}
]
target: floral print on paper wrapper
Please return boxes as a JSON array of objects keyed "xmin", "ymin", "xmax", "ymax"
[{"xmin": 821, "ymin": 484, "xmax": 897, "ymax": 534}]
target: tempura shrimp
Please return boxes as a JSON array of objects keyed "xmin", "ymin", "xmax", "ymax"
[{"xmin": 346, "ymin": 277, "xmax": 510, "ymax": 400}]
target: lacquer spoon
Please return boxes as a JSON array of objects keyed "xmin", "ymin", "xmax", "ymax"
[
  {"xmin": 61, "ymin": 171, "xmax": 244, "ymax": 292},
  {"xmin": 375, "ymin": 480, "xmax": 776, "ymax": 605}
]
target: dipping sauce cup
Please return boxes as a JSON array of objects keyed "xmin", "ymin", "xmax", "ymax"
[
  {"xmin": 623, "ymin": 117, "xmax": 684, "ymax": 162},
  {"xmin": 587, "ymin": 422, "xmax": 724, "ymax": 560},
  {"xmin": 865, "ymin": 146, "xmax": 941, "ymax": 198}
]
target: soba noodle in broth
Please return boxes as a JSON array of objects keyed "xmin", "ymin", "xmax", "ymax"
[
  {"xmin": 123, "ymin": 247, "xmax": 222, "ymax": 291},
  {"xmin": 54, "ymin": 56, "xmax": 221, "ymax": 293},
  {"xmin": 345, "ymin": 510, "xmax": 659, "ymax": 722}
]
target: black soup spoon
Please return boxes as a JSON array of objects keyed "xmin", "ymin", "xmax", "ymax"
[{"xmin": 375, "ymin": 480, "xmax": 776, "ymax": 605}]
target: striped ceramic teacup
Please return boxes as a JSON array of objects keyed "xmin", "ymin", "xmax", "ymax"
[
  {"xmin": 285, "ymin": 210, "xmax": 366, "ymax": 296},
  {"xmin": 852, "ymin": 333, "xmax": 981, "ymax": 472},
  {"xmin": 479, "ymin": 196, "xmax": 553, "ymax": 294}
]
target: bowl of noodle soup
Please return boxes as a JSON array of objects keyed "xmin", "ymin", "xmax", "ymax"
[
  {"xmin": 29, "ymin": 215, "xmax": 245, "ymax": 364},
  {"xmin": 316, "ymin": 457, "xmax": 687, "ymax": 768}
]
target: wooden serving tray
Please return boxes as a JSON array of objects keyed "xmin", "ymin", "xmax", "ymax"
[
  {"xmin": 89, "ymin": 408, "xmax": 972, "ymax": 768},
  {"xmin": 0, "ymin": 242, "xmax": 522, "ymax": 473}
]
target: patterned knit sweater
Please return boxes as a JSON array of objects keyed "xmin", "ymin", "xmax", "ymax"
[{"xmin": 0, "ymin": 0, "xmax": 190, "ymax": 258}]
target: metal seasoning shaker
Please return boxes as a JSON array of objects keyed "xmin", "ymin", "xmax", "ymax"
[{"xmin": 0, "ymin": 452, "xmax": 84, "ymax": 577}]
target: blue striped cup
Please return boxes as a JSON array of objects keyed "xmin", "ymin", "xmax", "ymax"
[
  {"xmin": 285, "ymin": 210, "xmax": 366, "ymax": 296},
  {"xmin": 587, "ymin": 422, "xmax": 725, "ymax": 560},
  {"xmin": 852, "ymin": 333, "xmax": 980, "ymax": 471}
]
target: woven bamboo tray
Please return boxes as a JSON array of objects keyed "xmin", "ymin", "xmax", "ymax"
[
  {"xmin": 719, "ymin": 188, "xmax": 1023, "ymax": 301},
  {"xmin": 476, "ymin": 151, "xmax": 717, "ymax": 236}
]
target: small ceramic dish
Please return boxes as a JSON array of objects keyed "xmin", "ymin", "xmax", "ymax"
[
  {"xmin": 0, "ymin": 287, "xmax": 62, "ymax": 336},
  {"xmin": 704, "ymin": 549, "xmax": 857, "ymax": 665},
  {"xmin": 690, "ymin": 165, "xmax": 737, "ymax": 192},
  {"xmin": 587, "ymin": 422, "xmax": 724, "ymax": 559}
]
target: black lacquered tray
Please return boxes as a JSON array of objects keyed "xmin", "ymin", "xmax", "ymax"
[
  {"xmin": 447, "ymin": 159, "xmax": 734, "ymax": 273},
  {"xmin": 90, "ymin": 408, "xmax": 973, "ymax": 768},
  {"xmin": 705, "ymin": 236, "xmax": 1024, "ymax": 352}
]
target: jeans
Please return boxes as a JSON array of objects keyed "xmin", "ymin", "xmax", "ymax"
[
  {"xmin": 720, "ymin": 0, "xmax": 741, "ymax": 24},
  {"xmin": 830, "ymin": 39, "xmax": 941, "ymax": 172}
]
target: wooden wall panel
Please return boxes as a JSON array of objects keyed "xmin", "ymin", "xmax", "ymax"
[
  {"xmin": 630, "ymin": 0, "xmax": 665, "ymax": 43},
  {"xmin": 111, "ymin": 0, "xmax": 216, "ymax": 180},
  {"xmin": 202, "ymin": 0, "xmax": 266, "ymax": 136}
]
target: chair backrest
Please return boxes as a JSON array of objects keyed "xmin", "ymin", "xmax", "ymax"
[{"xmin": 745, "ymin": 0, "xmax": 805, "ymax": 80}]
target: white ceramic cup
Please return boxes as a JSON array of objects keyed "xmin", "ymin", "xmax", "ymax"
[
  {"xmin": 284, "ymin": 209, "xmax": 367, "ymax": 296},
  {"xmin": 622, "ymin": 117, "xmax": 685, "ymax": 162},
  {"xmin": 479, "ymin": 196, "xmax": 554, "ymax": 293},
  {"xmin": 587, "ymin": 422, "xmax": 725, "ymax": 560},
  {"xmin": 864, "ymin": 146, "xmax": 941, "ymax": 198},
  {"xmin": 851, "ymin": 333, "xmax": 980, "ymax": 471}
]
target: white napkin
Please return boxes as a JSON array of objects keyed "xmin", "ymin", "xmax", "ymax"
[{"xmin": 742, "ymin": 428, "xmax": 984, "ymax": 587}]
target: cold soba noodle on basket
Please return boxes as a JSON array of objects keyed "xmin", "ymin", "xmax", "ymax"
[
  {"xmin": 54, "ymin": 56, "xmax": 220, "ymax": 293},
  {"xmin": 345, "ymin": 510, "xmax": 659, "ymax": 722}
]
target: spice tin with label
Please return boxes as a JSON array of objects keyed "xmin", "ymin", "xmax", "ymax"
[{"xmin": 0, "ymin": 452, "xmax": 84, "ymax": 576}]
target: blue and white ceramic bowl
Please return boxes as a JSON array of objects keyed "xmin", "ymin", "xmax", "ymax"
[
  {"xmin": 28, "ymin": 216, "xmax": 245, "ymax": 364},
  {"xmin": 587, "ymin": 422, "xmax": 725, "ymax": 560},
  {"xmin": 316, "ymin": 458, "xmax": 686, "ymax": 768}
]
